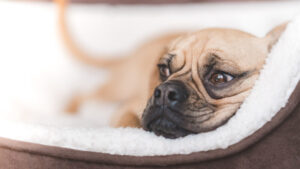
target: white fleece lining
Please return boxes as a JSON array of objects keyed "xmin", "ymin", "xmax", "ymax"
[{"xmin": 0, "ymin": 5, "xmax": 300, "ymax": 156}]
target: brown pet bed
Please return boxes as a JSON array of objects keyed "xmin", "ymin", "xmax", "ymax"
[
  {"xmin": 0, "ymin": 1, "xmax": 299, "ymax": 169},
  {"xmin": 0, "ymin": 84, "xmax": 299, "ymax": 169}
]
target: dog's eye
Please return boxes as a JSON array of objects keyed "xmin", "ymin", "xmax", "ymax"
[
  {"xmin": 209, "ymin": 72, "xmax": 234, "ymax": 85},
  {"xmin": 158, "ymin": 64, "xmax": 171, "ymax": 81}
]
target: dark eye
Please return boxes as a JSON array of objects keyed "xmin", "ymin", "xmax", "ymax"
[
  {"xmin": 158, "ymin": 64, "xmax": 171, "ymax": 81},
  {"xmin": 209, "ymin": 72, "xmax": 234, "ymax": 85}
]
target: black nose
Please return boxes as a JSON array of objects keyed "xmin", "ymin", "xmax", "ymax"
[{"xmin": 153, "ymin": 80, "xmax": 188, "ymax": 107}]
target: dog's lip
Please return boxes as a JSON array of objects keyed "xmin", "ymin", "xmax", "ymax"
[
  {"xmin": 149, "ymin": 119, "xmax": 192, "ymax": 139},
  {"xmin": 143, "ymin": 106, "xmax": 175, "ymax": 130},
  {"xmin": 142, "ymin": 106, "xmax": 163, "ymax": 131},
  {"xmin": 143, "ymin": 107, "xmax": 195, "ymax": 139},
  {"xmin": 151, "ymin": 128, "xmax": 180, "ymax": 139}
]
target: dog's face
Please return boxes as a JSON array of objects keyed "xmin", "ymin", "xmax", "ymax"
[{"xmin": 142, "ymin": 25, "xmax": 286, "ymax": 139}]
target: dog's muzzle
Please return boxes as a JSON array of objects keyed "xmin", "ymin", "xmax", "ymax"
[{"xmin": 142, "ymin": 80, "xmax": 194, "ymax": 139}]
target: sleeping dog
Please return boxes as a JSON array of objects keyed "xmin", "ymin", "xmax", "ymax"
[{"xmin": 56, "ymin": 0, "xmax": 287, "ymax": 138}]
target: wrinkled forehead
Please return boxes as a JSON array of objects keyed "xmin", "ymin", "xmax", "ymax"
[{"xmin": 167, "ymin": 29, "xmax": 267, "ymax": 71}]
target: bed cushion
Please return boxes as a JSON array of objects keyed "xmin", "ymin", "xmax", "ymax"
[{"xmin": 0, "ymin": 1, "xmax": 299, "ymax": 168}]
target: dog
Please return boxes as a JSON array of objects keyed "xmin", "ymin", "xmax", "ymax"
[{"xmin": 56, "ymin": 0, "xmax": 287, "ymax": 139}]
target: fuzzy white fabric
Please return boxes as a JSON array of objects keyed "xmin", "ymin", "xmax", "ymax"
[{"xmin": 0, "ymin": 1, "xmax": 299, "ymax": 156}]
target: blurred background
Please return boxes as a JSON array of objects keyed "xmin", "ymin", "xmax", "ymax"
[{"xmin": 0, "ymin": 0, "xmax": 299, "ymax": 127}]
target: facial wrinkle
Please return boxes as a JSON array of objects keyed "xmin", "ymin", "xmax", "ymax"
[
  {"xmin": 169, "ymin": 36, "xmax": 196, "ymax": 80},
  {"xmin": 191, "ymin": 37, "xmax": 209, "ymax": 102}
]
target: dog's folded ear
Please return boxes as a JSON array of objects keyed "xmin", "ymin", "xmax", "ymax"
[{"xmin": 265, "ymin": 22, "xmax": 288, "ymax": 52}]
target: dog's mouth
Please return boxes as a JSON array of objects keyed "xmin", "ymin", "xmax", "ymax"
[{"xmin": 142, "ymin": 106, "xmax": 195, "ymax": 139}]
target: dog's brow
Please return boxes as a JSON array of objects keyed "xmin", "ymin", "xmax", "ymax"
[
  {"xmin": 209, "ymin": 53, "xmax": 222, "ymax": 62},
  {"xmin": 160, "ymin": 53, "xmax": 176, "ymax": 63},
  {"xmin": 168, "ymin": 53, "xmax": 176, "ymax": 57},
  {"xmin": 203, "ymin": 53, "xmax": 220, "ymax": 70},
  {"xmin": 205, "ymin": 53, "xmax": 246, "ymax": 76},
  {"xmin": 200, "ymin": 53, "xmax": 231, "ymax": 78},
  {"xmin": 167, "ymin": 53, "xmax": 176, "ymax": 61},
  {"xmin": 158, "ymin": 53, "xmax": 176, "ymax": 67}
]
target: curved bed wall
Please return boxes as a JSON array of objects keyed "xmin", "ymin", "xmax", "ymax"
[
  {"xmin": 0, "ymin": 1, "xmax": 299, "ymax": 169},
  {"xmin": 0, "ymin": 83, "xmax": 299, "ymax": 168}
]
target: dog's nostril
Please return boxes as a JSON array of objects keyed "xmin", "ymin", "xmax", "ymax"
[
  {"xmin": 154, "ymin": 88, "xmax": 161, "ymax": 98},
  {"xmin": 168, "ymin": 91, "xmax": 178, "ymax": 101}
]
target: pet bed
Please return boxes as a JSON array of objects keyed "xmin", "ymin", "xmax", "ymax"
[{"xmin": 0, "ymin": 1, "xmax": 299, "ymax": 169}]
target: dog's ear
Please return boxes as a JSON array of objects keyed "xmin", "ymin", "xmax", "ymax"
[{"xmin": 265, "ymin": 22, "xmax": 288, "ymax": 52}]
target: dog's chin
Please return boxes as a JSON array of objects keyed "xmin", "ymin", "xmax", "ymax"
[{"xmin": 142, "ymin": 106, "xmax": 194, "ymax": 139}]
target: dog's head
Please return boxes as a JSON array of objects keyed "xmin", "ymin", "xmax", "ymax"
[{"xmin": 142, "ymin": 24, "xmax": 287, "ymax": 139}]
